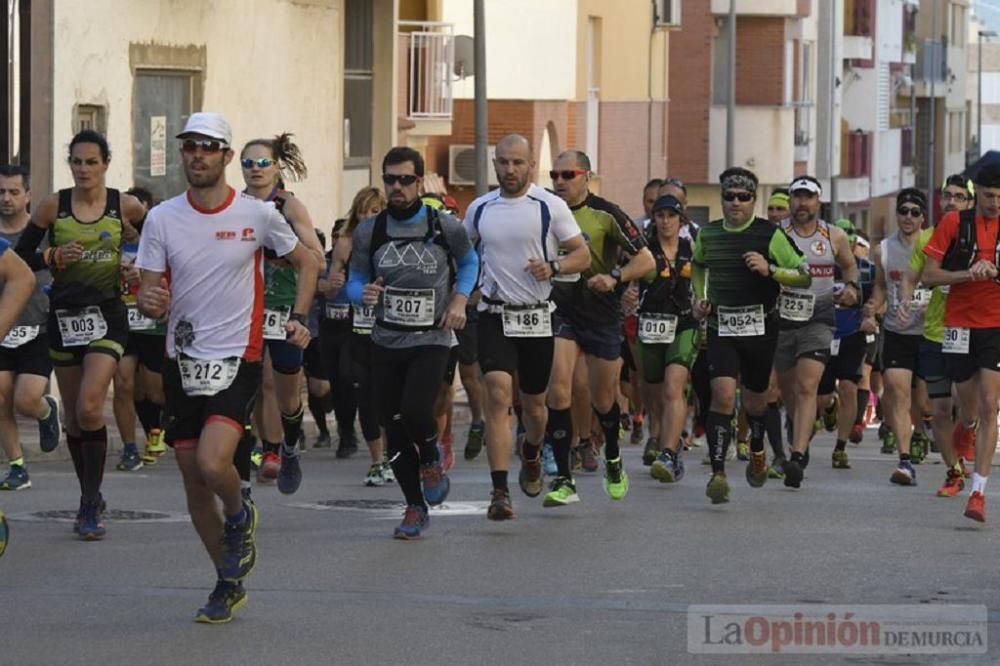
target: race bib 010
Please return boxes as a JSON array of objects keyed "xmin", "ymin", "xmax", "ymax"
[{"xmin": 638, "ymin": 313, "xmax": 678, "ymax": 345}]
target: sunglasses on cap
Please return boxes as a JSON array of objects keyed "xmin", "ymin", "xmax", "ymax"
[
  {"xmin": 722, "ymin": 191, "xmax": 754, "ymax": 202},
  {"xmin": 896, "ymin": 206, "xmax": 923, "ymax": 217},
  {"xmin": 550, "ymin": 169, "xmax": 588, "ymax": 181},
  {"xmin": 241, "ymin": 157, "xmax": 277, "ymax": 169},
  {"xmin": 382, "ymin": 174, "xmax": 419, "ymax": 186},
  {"xmin": 181, "ymin": 139, "xmax": 227, "ymax": 154}
]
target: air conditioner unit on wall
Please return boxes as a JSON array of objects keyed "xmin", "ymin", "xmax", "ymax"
[
  {"xmin": 655, "ymin": 0, "xmax": 681, "ymax": 27},
  {"xmin": 448, "ymin": 144, "xmax": 498, "ymax": 187}
]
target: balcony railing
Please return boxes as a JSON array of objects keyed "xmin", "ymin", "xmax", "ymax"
[
  {"xmin": 400, "ymin": 21, "xmax": 455, "ymax": 120},
  {"xmin": 792, "ymin": 101, "xmax": 812, "ymax": 147},
  {"xmin": 845, "ymin": 130, "xmax": 872, "ymax": 177}
]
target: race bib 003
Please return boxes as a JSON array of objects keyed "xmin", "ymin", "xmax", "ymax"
[
  {"xmin": 56, "ymin": 306, "xmax": 108, "ymax": 347},
  {"xmin": 638, "ymin": 313, "xmax": 678, "ymax": 345},
  {"xmin": 178, "ymin": 357, "xmax": 241, "ymax": 397},
  {"xmin": 383, "ymin": 288, "xmax": 435, "ymax": 328},
  {"xmin": 717, "ymin": 304, "xmax": 766, "ymax": 338},
  {"xmin": 501, "ymin": 303, "xmax": 552, "ymax": 338}
]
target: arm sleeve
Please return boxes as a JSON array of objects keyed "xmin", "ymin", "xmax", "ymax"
[
  {"xmin": 14, "ymin": 222, "xmax": 50, "ymax": 271},
  {"xmin": 691, "ymin": 233, "xmax": 706, "ymax": 299},
  {"xmin": 454, "ymin": 247, "xmax": 479, "ymax": 297},
  {"xmin": 768, "ymin": 229, "xmax": 811, "ymax": 288},
  {"xmin": 923, "ymin": 212, "xmax": 958, "ymax": 260},
  {"xmin": 346, "ymin": 222, "xmax": 373, "ymax": 305}
]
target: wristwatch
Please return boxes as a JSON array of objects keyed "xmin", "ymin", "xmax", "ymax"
[
  {"xmin": 549, "ymin": 260, "xmax": 561, "ymax": 276},
  {"xmin": 289, "ymin": 313, "xmax": 308, "ymax": 326},
  {"xmin": 610, "ymin": 268, "xmax": 623, "ymax": 284}
]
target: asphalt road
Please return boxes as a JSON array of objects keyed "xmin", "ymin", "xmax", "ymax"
[{"xmin": 1, "ymin": 418, "xmax": 999, "ymax": 666}]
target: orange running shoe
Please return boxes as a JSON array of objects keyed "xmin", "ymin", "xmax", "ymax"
[
  {"xmin": 936, "ymin": 468, "xmax": 965, "ymax": 498},
  {"xmin": 964, "ymin": 491, "xmax": 986, "ymax": 523}
]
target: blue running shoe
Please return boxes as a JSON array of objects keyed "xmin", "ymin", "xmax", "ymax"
[
  {"xmin": 650, "ymin": 450, "xmax": 684, "ymax": 483},
  {"xmin": 277, "ymin": 448, "xmax": 302, "ymax": 495},
  {"xmin": 0, "ymin": 465, "xmax": 31, "ymax": 490},
  {"xmin": 393, "ymin": 504, "xmax": 429, "ymax": 539},
  {"xmin": 890, "ymin": 460, "xmax": 917, "ymax": 486},
  {"xmin": 195, "ymin": 579, "xmax": 248, "ymax": 624},
  {"xmin": 420, "ymin": 460, "xmax": 450, "ymax": 506},
  {"xmin": 542, "ymin": 442, "xmax": 558, "ymax": 477},
  {"xmin": 38, "ymin": 395, "xmax": 60, "ymax": 453},
  {"xmin": 0, "ymin": 509, "xmax": 8, "ymax": 558},
  {"xmin": 219, "ymin": 501, "xmax": 257, "ymax": 581},
  {"xmin": 77, "ymin": 499, "xmax": 106, "ymax": 541}
]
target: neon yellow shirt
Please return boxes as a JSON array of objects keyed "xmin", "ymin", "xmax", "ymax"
[{"xmin": 908, "ymin": 228, "xmax": 945, "ymax": 343}]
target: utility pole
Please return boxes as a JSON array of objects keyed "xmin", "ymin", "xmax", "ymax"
[
  {"xmin": 473, "ymin": 0, "xmax": 488, "ymax": 196},
  {"xmin": 927, "ymin": 0, "xmax": 937, "ymax": 202},
  {"xmin": 726, "ymin": 0, "xmax": 736, "ymax": 169},
  {"xmin": 828, "ymin": 0, "xmax": 839, "ymax": 221}
]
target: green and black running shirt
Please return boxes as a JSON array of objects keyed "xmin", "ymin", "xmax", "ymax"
[
  {"xmin": 551, "ymin": 192, "xmax": 646, "ymax": 326},
  {"xmin": 692, "ymin": 216, "xmax": 808, "ymax": 329},
  {"xmin": 49, "ymin": 188, "xmax": 123, "ymax": 308}
]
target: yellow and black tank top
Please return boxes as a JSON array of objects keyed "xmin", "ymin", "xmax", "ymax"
[{"xmin": 49, "ymin": 188, "xmax": 123, "ymax": 308}]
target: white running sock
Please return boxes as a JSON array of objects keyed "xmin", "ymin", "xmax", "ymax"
[{"xmin": 971, "ymin": 473, "xmax": 988, "ymax": 495}]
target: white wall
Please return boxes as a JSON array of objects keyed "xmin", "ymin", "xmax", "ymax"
[
  {"xmin": 871, "ymin": 128, "xmax": 902, "ymax": 197},
  {"xmin": 709, "ymin": 106, "xmax": 795, "ymax": 185},
  {"xmin": 51, "ymin": 0, "xmax": 344, "ymax": 230},
  {"xmin": 442, "ymin": 0, "xmax": 577, "ymax": 100},
  {"xmin": 877, "ymin": 0, "xmax": 904, "ymax": 64},
  {"xmin": 842, "ymin": 66, "xmax": 879, "ymax": 132}
]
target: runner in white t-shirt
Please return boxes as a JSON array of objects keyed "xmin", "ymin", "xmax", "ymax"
[
  {"xmin": 463, "ymin": 134, "xmax": 589, "ymax": 520},
  {"xmin": 136, "ymin": 113, "xmax": 319, "ymax": 625}
]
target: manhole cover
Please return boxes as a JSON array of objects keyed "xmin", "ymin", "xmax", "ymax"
[
  {"xmin": 287, "ymin": 499, "xmax": 489, "ymax": 517},
  {"xmin": 9, "ymin": 509, "xmax": 188, "ymax": 523}
]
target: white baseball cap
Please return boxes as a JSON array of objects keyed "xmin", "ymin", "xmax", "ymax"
[
  {"xmin": 177, "ymin": 112, "xmax": 232, "ymax": 145},
  {"xmin": 789, "ymin": 177, "xmax": 822, "ymax": 196}
]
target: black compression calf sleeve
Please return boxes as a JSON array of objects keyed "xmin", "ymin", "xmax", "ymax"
[
  {"xmin": 280, "ymin": 404, "xmax": 304, "ymax": 453},
  {"xmin": 67, "ymin": 433, "xmax": 85, "ymax": 492},
  {"xmin": 595, "ymin": 403, "xmax": 622, "ymax": 461},
  {"xmin": 79, "ymin": 427, "xmax": 108, "ymax": 502},
  {"xmin": 307, "ymin": 393, "xmax": 329, "ymax": 436},
  {"xmin": 233, "ymin": 430, "xmax": 253, "ymax": 483},
  {"xmin": 855, "ymin": 389, "xmax": 870, "ymax": 426},
  {"xmin": 706, "ymin": 411, "xmax": 733, "ymax": 474},
  {"xmin": 547, "ymin": 407, "xmax": 573, "ymax": 478},
  {"xmin": 765, "ymin": 402, "xmax": 784, "ymax": 459}
]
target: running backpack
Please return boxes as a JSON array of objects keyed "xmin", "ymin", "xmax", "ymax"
[
  {"xmin": 368, "ymin": 206, "xmax": 455, "ymax": 286},
  {"xmin": 941, "ymin": 208, "xmax": 1000, "ymax": 272}
]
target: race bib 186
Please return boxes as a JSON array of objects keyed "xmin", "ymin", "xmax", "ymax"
[
  {"xmin": 501, "ymin": 303, "xmax": 552, "ymax": 338},
  {"xmin": 383, "ymin": 288, "xmax": 435, "ymax": 327},
  {"xmin": 56, "ymin": 306, "xmax": 107, "ymax": 347},
  {"xmin": 638, "ymin": 313, "xmax": 678, "ymax": 345},
  {"xmin": 717, "ymin": 304, "xmax": 766, "ymax": 338}
]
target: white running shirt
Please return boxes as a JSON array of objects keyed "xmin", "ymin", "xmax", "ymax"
[
  {"xmin": 136, "ymin": 188, "xmax": 298, "ymax": 361},
  {"xmin": 464, "ymin": 184, "xmax": 581, "ymax": 306}
]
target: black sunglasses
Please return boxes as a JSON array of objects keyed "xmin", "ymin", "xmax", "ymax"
[
  {"xmin": 181, "ymin": 139, "xmax": 227, "ymax": 154},
  {"xmin": 722, "ymin": 191, "xmax": 754, "ymax": 202},
  {"xmin": 382, "ymin": 174, "xmax": 419, "ymax": 186},
  {"xmin": 897, "ymin": 206, "xmax": 923, "ymax": 218}
]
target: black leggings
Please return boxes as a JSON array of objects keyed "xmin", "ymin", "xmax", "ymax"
[
  {"xmin": 373, "ymin": 344, "xmax": 450, "ymax": 509},
  {"xmin": 320, "ymin": 322, "xmax": 358, "ymax": 436},
  {"xmin": 350, "ymin": 333, "xmax": 381, "ymax": 442},
  {"xmin": 691, "ymin": 349, "xmax": 712, "ymax": 428}
]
